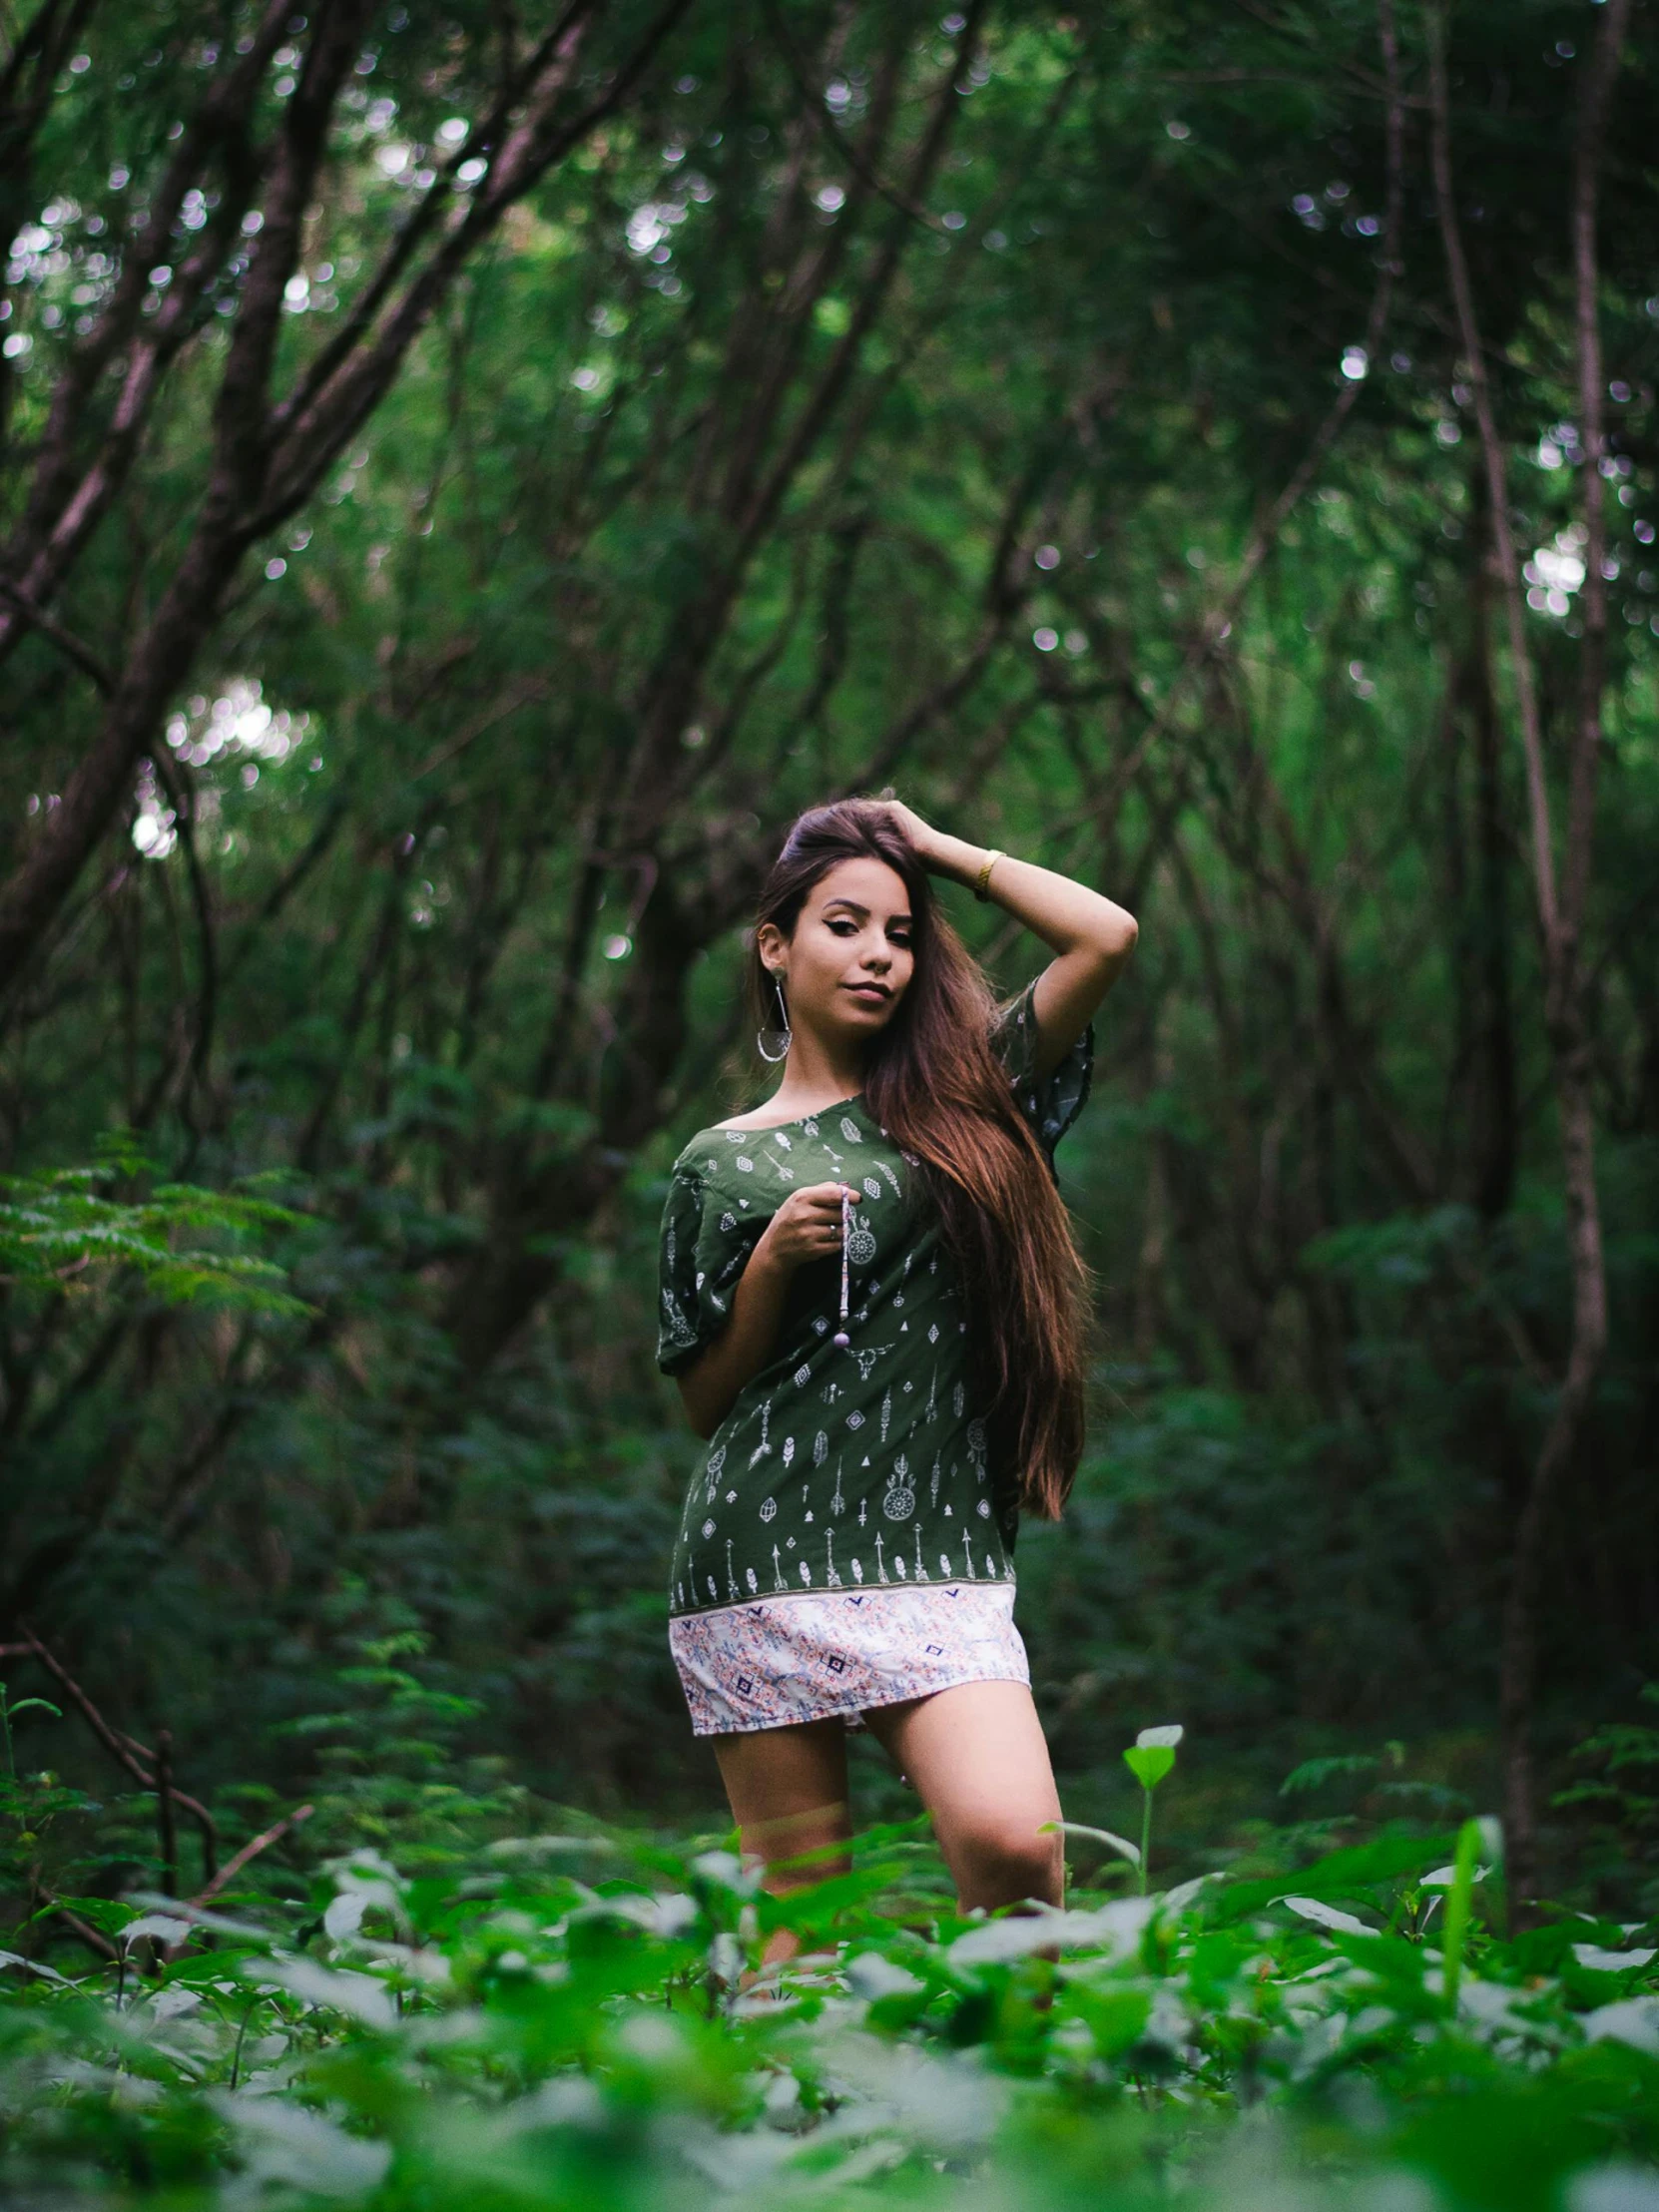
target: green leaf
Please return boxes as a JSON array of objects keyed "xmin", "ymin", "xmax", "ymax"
[
  {"xmin": 1278, "ymin": 1894, "xmax": 1377, "ymax": 1937},
  {"xmin": 1124, "ymin": 1744, "xmax": 1176, "ymax": 1791},
  {"xmin": 26, "ymin": 1895, "xmax": 134, "ymax": 1934},
  {"xmin": 1045, "ymin": 1818, "xmax": 1141, "ymax": 1869},
  {"xmin": 1280, "ymin": 1755, "xmax": 1382, "ymax": 1798}
]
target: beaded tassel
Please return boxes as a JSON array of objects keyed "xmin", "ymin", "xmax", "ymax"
[{"xmin": 833, "ymin": 1186, "xmax": 851, "ymax": 1348}]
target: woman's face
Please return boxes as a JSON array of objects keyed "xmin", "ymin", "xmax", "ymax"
[{"xmin": 760, "ymin": 855, "xmax": 915, "ymax": 1051}]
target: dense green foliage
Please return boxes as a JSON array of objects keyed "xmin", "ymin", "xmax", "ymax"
[
  {"xmin": 2, "ymin": 5, "xmax": 1658, "ymax": 2197},
  {"xmin": 4, "ymin": 1718, "xmax": 1659, "ymax": 2210},
  {"xmin": 0, "ymin": 1134, "xmax": 306, "ymax": 1311}
]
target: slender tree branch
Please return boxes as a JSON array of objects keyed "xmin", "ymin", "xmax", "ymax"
[
  {"xmin": 0, "ymin": 0, "xmax": 692, "ymax": 994},
  {"xmin": 1, "ymin": 0, "xmax": 293, "ymax": 644},
  {"xmin": 758, "ymin": 0, "xmax": 945, "ymax": 232},
  {"xmin": 190, "ymin": 1803, "xmax": 313, "ymax": 1907},
  {"xmin": 265, "ymin": 0, "xmax": 598, "ymax": 447},
  {"xmin": 40, "ymin": 1902, "xmax": 120, "ymax": 1960},
  {"xmin": 1563, "ymin": 0, "xmax": 1630, "ymax": 964},
  {"xmin": 257, "ymin": 0, "xmax": 695, "ymax": 526},
  {"xmin": 0, "ymin": 573, "xmax": 114, "ymax": 692},
  {"xmin": 146, "ymin": 749, "xmax": 218, "ymax": 1150},
  {"xmin": 15, "ymin": 1625, "xmax": 218, "ymax": 1875},
  {"xmin": 1088, "ymin": 0, "xmax": 1406, "ymax": 832}
]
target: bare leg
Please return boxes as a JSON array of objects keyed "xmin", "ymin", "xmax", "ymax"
[
  {"xmin": 712, "ymin": 1718, "xmax": 852, "ymax": 1965},
  {"xmin": 862, "ymin": 1680, "xmax": 1063, "ymax": 1913}
]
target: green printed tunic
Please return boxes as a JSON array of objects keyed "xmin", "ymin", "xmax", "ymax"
[{"xmin": 656, "ymin": 980, "xmax": 1093, "ymax": 1629}]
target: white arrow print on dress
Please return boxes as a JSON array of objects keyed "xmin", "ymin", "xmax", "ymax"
[{"xmin": 749, "ymin": 1399, "xmax": 774, "ymax": 1467}]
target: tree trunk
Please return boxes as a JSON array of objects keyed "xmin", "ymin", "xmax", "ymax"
[
  {"xmin": 1468, "ymin": 553, "xmax": 1516, "ymax": 1221},
  {"xmin": 1429, "ymin": 0, "xmax": 1628, "ymax": 1911}
]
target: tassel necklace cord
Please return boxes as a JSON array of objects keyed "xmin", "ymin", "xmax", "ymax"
[{"xmin": 833, "ymin": 1187, "xmax": 851, "ymax": 1348}]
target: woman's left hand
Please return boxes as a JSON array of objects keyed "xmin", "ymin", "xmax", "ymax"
[{"xmin": 874, "ymin": 796, "xmax": 942, "ymax": 861}]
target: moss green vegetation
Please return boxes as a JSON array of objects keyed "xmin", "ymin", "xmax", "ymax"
[{"xmin": 3, "ymin": 1719, "xmax": 1657, "ymax": 2211}]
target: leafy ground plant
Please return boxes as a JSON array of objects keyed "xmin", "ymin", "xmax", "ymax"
[{"xmin": 1, "ymin": 1762, "xmax": 1657, "ymax": 2211}]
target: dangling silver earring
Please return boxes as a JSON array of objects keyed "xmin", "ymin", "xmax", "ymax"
[{"xmin": 757, "ymin": 968, "xmax": 792, "ymax": 1063}]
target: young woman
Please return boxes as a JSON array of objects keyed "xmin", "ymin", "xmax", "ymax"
[{"xmin": 655, "ymin": 797, "xmax": 1137, "ymax": 1936}]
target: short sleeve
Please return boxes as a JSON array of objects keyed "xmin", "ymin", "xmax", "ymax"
[
  {"xmin": 988, "ymin": 976, "xmax": 1094, "ymax": 1178},
  {"xmin": 656, "ymin": 1160, "xmax": 759, "ymax": 1377}
]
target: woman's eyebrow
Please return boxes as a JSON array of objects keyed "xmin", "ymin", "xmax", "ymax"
[{"xmin": 823, "ymin": 897, "xmax": 912, "ymax": 924}]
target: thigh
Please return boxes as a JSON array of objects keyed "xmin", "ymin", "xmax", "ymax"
[
  {"xmin": 862, "ymin": 1680, "xmax": 1062, "ymax": 1901},
  {"xmin": 712, "ymin": 1718, "xmax": 851, "ymax": 1884}
]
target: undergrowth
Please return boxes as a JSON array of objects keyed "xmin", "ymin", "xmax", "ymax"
[{"xmin": 2, "ymin": 1716, "xmax": 1657, "ymax": 2211}]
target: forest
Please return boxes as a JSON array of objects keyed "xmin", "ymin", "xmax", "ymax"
[{"xmin": 0, "ymin": 0, "xmax": 1656, "ymax": 2204}]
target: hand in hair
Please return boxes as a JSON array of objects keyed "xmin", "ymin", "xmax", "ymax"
[{"xmin": 866, "ymin": 796, "xmax": 939, "ymax": 860}]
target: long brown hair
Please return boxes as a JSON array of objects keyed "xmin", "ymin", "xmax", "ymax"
[{"xmin": 746, "ymin": 800, "xmax": 1091, "ymax": 1518}]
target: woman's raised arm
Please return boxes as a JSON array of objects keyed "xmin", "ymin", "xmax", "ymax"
[{"xmin": 878, "ymin": 802, "xmax": 1138, "ymax": 1080}]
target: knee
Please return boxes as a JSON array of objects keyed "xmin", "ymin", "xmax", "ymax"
[
  {"xmin": 955, "ymin": 1819, "xmax": 1063, "ymax": 1912},
  {"xmin": 741, "ymin": 1802, "xmax": 850, "ymax": 1890}
]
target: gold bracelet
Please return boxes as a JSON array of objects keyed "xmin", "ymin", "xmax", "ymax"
[{"xmin": 973, "ymin": 847, "xmax": 1004, "ymax": 901}]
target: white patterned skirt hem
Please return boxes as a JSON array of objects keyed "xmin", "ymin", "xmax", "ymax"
[{"xmin": 668, "ymin": 1580, "xmax": 1028, "ymax": 1737}]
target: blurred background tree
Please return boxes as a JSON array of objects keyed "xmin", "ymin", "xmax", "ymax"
[{"xmin": 0, "ymin": 0, "xmax": 1655, "ymax": 1913}]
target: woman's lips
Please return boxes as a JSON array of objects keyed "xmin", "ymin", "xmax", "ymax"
[{"xmin": 843, "ymin": 983, "xmax": 889, "ymax": 1003}]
